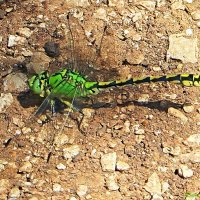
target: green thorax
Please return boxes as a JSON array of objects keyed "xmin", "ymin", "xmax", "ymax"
[{"xmin": 48, "ymin": 69, "xmax": 98, "ymax": 99}]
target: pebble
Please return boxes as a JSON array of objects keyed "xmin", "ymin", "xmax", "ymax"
[
  {"xmin": 69, "ymin": 197, "xmax": 77, "ymax": 200},
  {"xmin": 138, "ymin": 0, "xmax": 156, "ymax": 11},
  {"xmin": 101, "ymin": 152, "xmax": 117, "ymax": 172},
  {"xmin": 171, "ymin": 1, "xmax": 185, "ymax": 10},
  {"xmin": 9, "ymin": 187, "xmax": 21, "ymax": 198},
  {"xmin": 116, "ymin": 161, "xmax": 130, "ymax": 171},
  {"xmin": 151, "ymin": 194, "xmax": 163, "ymax": 200},
  {"xmin": 66, "ymin": 0, "xmax": 90, "ymax": 8},
  {"xmin": 167, "ymin": 34, "xmax": 198, "ymax": 63},
  {"xmin": 53, "ymin": 183, "xmax": 63, "ymax": 192},
  {"xmin": 0, "ymin": 164, "xmax": 5, "ymax": 171},
  {"xmin": 162, "ymin": 145, "xmax": 181, "ymax": 156},
  {"xmin": 27, "ymin": 52, "xmax": 51, "ymax": 73},
  {"xmin": 0, "ymin": 179, "xmax": 10, "ymax": 193},
  {"xmin": 134, "ymin": 128, "xmax": 145, "ymax": 135},
  {"xmin": 17, "ymin": 27, "xmax": 32, "ymax": 38},
  {"xmin": 177, "ymin": 165, "xmax": 193, "ymax": 178},
  {"xmin": 179, "ymin": 151, "xmax": 200, "ymax": 163},
  {"xmin": 186, "ymin": 134, "xmax": 200, "ymax": 145},
  {"xmin": 63, "ymin": 145, "xmax": 80, "ymax": 159},
  {"xmin": 93, "ymin": 8, "xmax": 107, "ymax": 20},
  {"xmin": 185, "ymin": 28, "xmax": 193, "ymax": 36},
  {"xmin": 168, "ymin": 107, "xmax": 188, "ymax": 123},
  {"xmin": 7, "ymin": 35, "xmax": 27, "ymax": 47},
  {"xmin": 44, "ymin": 42, "xmax": 60, "ymax": 57},
  {"xmin": 56, "ymin": 163, "xmax": 66, "ymax": 170},
  {"xmin": 108, "ymin": 0, "xmax": 125, "ymax": 7},
  {"xmin": 191, "ymin": 10, "xmax": 200, "ymax": 20},
  {"xmin": 18, "ymin": 161, "xmax": 33, "ymax": 173},
  {"xmin": 144, "ymin": 172, "xmax": 162, "ymax": 196},
  {"xmin": 3, "ymin": 72, "xmax": 28, "ymax": 92},
  {"xmin": 54, "ymin": 133, "xmax": 69, "ymax": 147},
  {"xmin": 162, "ymin": 182, "xmax": 169, "ymax": 193},
  {"xmin": 0, "ymin": 35, "xmax": 2, "ymax": 42},
  {"xmin": 106, "ymin": 175, "xmax": 119, "ymax": 191},
  {"xmin": 77, "ymin": 185, "xmax": 88, "ymax": 197},
  {"xmin": 0, "ymin": 93, "xmax": 13, "ymax": 113},
  {"xmin": 0, "ymin": 9, "xmax": 6, "ymax": 19},
  {"xmin": 22, "ymin": 49, "xmax": 33, "ymax": 57},
  {"xmin": 22, "ymin": 127, "xmax": 32, "ymax": 134},
  {"xmin": 138, "ymin": 94, "xmax": 149, "ymax": 103},
  {"xmin": 183, "ymin": 105, "xmax": 194, "ymax": 113}
]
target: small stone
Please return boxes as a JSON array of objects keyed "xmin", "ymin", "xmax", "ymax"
[
  {"xmin": 5, "ymin": 7, "xmax": 13, "ymax": 12},
  {"xmin": 19, "ymin": 161, "xmax": 32, "ymax": 173},
  {"xmin": 109, "ymin": 0, "xmax": 125, "ymax": 7},
  {"xmin": 106, "ymin": 175, "xmax": 119, "ymax": 191},
  {"xmin": 63, "ymin": 145, "xmax": 80, "ymax": 159},
  {"xmin": 0, "ymin": 93, "xmax": 13, "ymax": 113},
  {"xmin": 162, "ymin": 182, "xmax": 169, "ymax": 193},
  {"xmin": 44, "ymin": 42, "xmax": 60, "ymax": 57},
  {"xmin": 186, "ymin": 134, "xmax": 200, "ymax": 145},
  {"xmin": 69, "ymin": 197, "xmax": 77, "ymax": 200},
  {"xmin": 167, "ymin": 34, "xmax": 198, "ymax": 63},
  {"xmin": 171, "ymin": 1, "xmax": 185, "ymax": 10},
  {"xmin": 101, "ymin": 152, "xmax": 117, "ymax": 172},
  {"xmin": 3, "ymin": 73, "xmax": 28, "ymax": 93},
  {"xmin": 151, "ymin": 194, "xmax": 163, "ymax": 200},
  {"xmin": 53, "ymin": 183, "xmax": 62, "ymax": 192},
  {"xmin": 7, "ymin": 35, "xmax": 27, "ymax": 47},
  {"xmin": 179, "ymin": 151, "xmax": 200, "ymax": 163},
  {"xmin": 183, "ymin": 105, "xmax": 194, "ymax": 113},
  {"xmin": 0, "ymin": 179, "xmax": 10, "ymax": 195},
  {"xmin": 27, "ymin": 52, "xmax": 51, "ymax": 73},
  {"xmin": 22, "ymin": 127, "xmax": 32, "ymax": 134},
  {"xmin": 0, "ymin": 164, "xmax": 5, "ymax": 171},
  {"xmin": 116, "ymin": 161, "xmax": 130, "ymax": 171},
  {"xmin": 17, "ymin": 27, "xmax": 32, "ymax": 38},
  {"xmin": 177, "ymin": 165, "xmax": 193, "ymax": 178},
  {"xmin": 9, "ymin": 187, "xmax": 20, "ymax": 198},
  {"xmin": 162, "ymin": 145, "xmax": 181, "ymax": 156},
  {"xmin": 77, "ymin": 185, "xmax": 88, "ymax": 197},
  {"xmin": 185, "ymin": 28, "xmax": 193, "ymax": 36},
  {"xmin": 144, "ymin": 172, "xmax": 162, "ymax": 196},
  {"xmin": 168, "ymin": 107, "xmax": 188, "ymax": 123},
  {"xmin": 56, "ymin": 163, "xmax": 66, "ymax": 170},
  {"xmin": 22, "ymin": 49, "xmax": 33, "ymax": 57},
  {"xmin": 191, "ymin": 10, "xmax": 200, "ymax": 20},
  {"xmin": 0, "ymin": 35, "xmax": 2, "ymax": 42},
  {"xmin": 134, "ymin": 129, "xmax": 145, "ymax": 135},
  {"xmin": 0, "ymin": 9, "xmax": 6, "ymax": 19},
  {"xmin": 64, "ymin": 0, "xmax": 90, "ymax": 8},
  {"xmin": 183, "ymin": 0, "xmax": 192, "ymax": 3},
  {"xmin": 138, "ymin": 94, "xmax": 149, "ymax": 103},
  {"xmin": 54, "ymin": 133, "xmax": 69, "ymax": 147},
  {"xmin": 93, "ymin": 8, "xmax": 107, "ymax": 20},
  {"xmin": 138, "ymin": 1, "xmax": 156, "ymax": 11}
]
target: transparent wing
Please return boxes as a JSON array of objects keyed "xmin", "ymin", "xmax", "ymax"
[{"xmin": 34, "ymin": 78, "xmax": 80, "ymax": 116}]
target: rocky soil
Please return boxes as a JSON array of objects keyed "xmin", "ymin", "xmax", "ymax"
[{"xmin": 0, "ymin": 0, "xmax": 200, "ymax": 199}]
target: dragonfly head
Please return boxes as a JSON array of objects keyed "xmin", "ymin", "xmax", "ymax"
[{"xmin": 28, "ymin": 71, "xmax": 49, "ymax": 97}]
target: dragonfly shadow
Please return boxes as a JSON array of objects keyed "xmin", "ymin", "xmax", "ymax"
[
  {"xmin": 17, "ymin": 90, "xmax": 44, "ymax": 108},
  {"xmin": 86, "ymin": 99, "xmax": 183, "ymax": 112}
]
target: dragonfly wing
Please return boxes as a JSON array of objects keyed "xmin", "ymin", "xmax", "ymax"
[{"xmin": 35, "ymin": 95, "xmax": 52, "ymax": 116}]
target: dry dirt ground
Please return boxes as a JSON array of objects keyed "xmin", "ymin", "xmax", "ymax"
[{"xmin": 0, "ymin": 0, "xmax": 200, "ymax": 199}]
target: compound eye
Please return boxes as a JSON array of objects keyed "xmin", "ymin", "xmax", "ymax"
[{"xmin": 28, "ymin": 75, "xmax": 42, "ymax": 95}]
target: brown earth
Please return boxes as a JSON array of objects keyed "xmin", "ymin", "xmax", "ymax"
[{"xmin": 0, "ymin": 0, "xmax": 200, "ymax": 200}]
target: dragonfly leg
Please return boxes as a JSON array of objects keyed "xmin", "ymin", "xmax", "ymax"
[
  {"xmin": 60, "ymin": 99, "xmax": 80, "ymax": 112},
  {"xmin": 50, "ymin": 100, "xmax": 56, "ymax": 115}
]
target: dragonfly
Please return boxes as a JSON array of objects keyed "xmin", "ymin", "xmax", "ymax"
[{"xmin": 28, "ymin": 69, "xmax": 200, "ymax": 116}]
